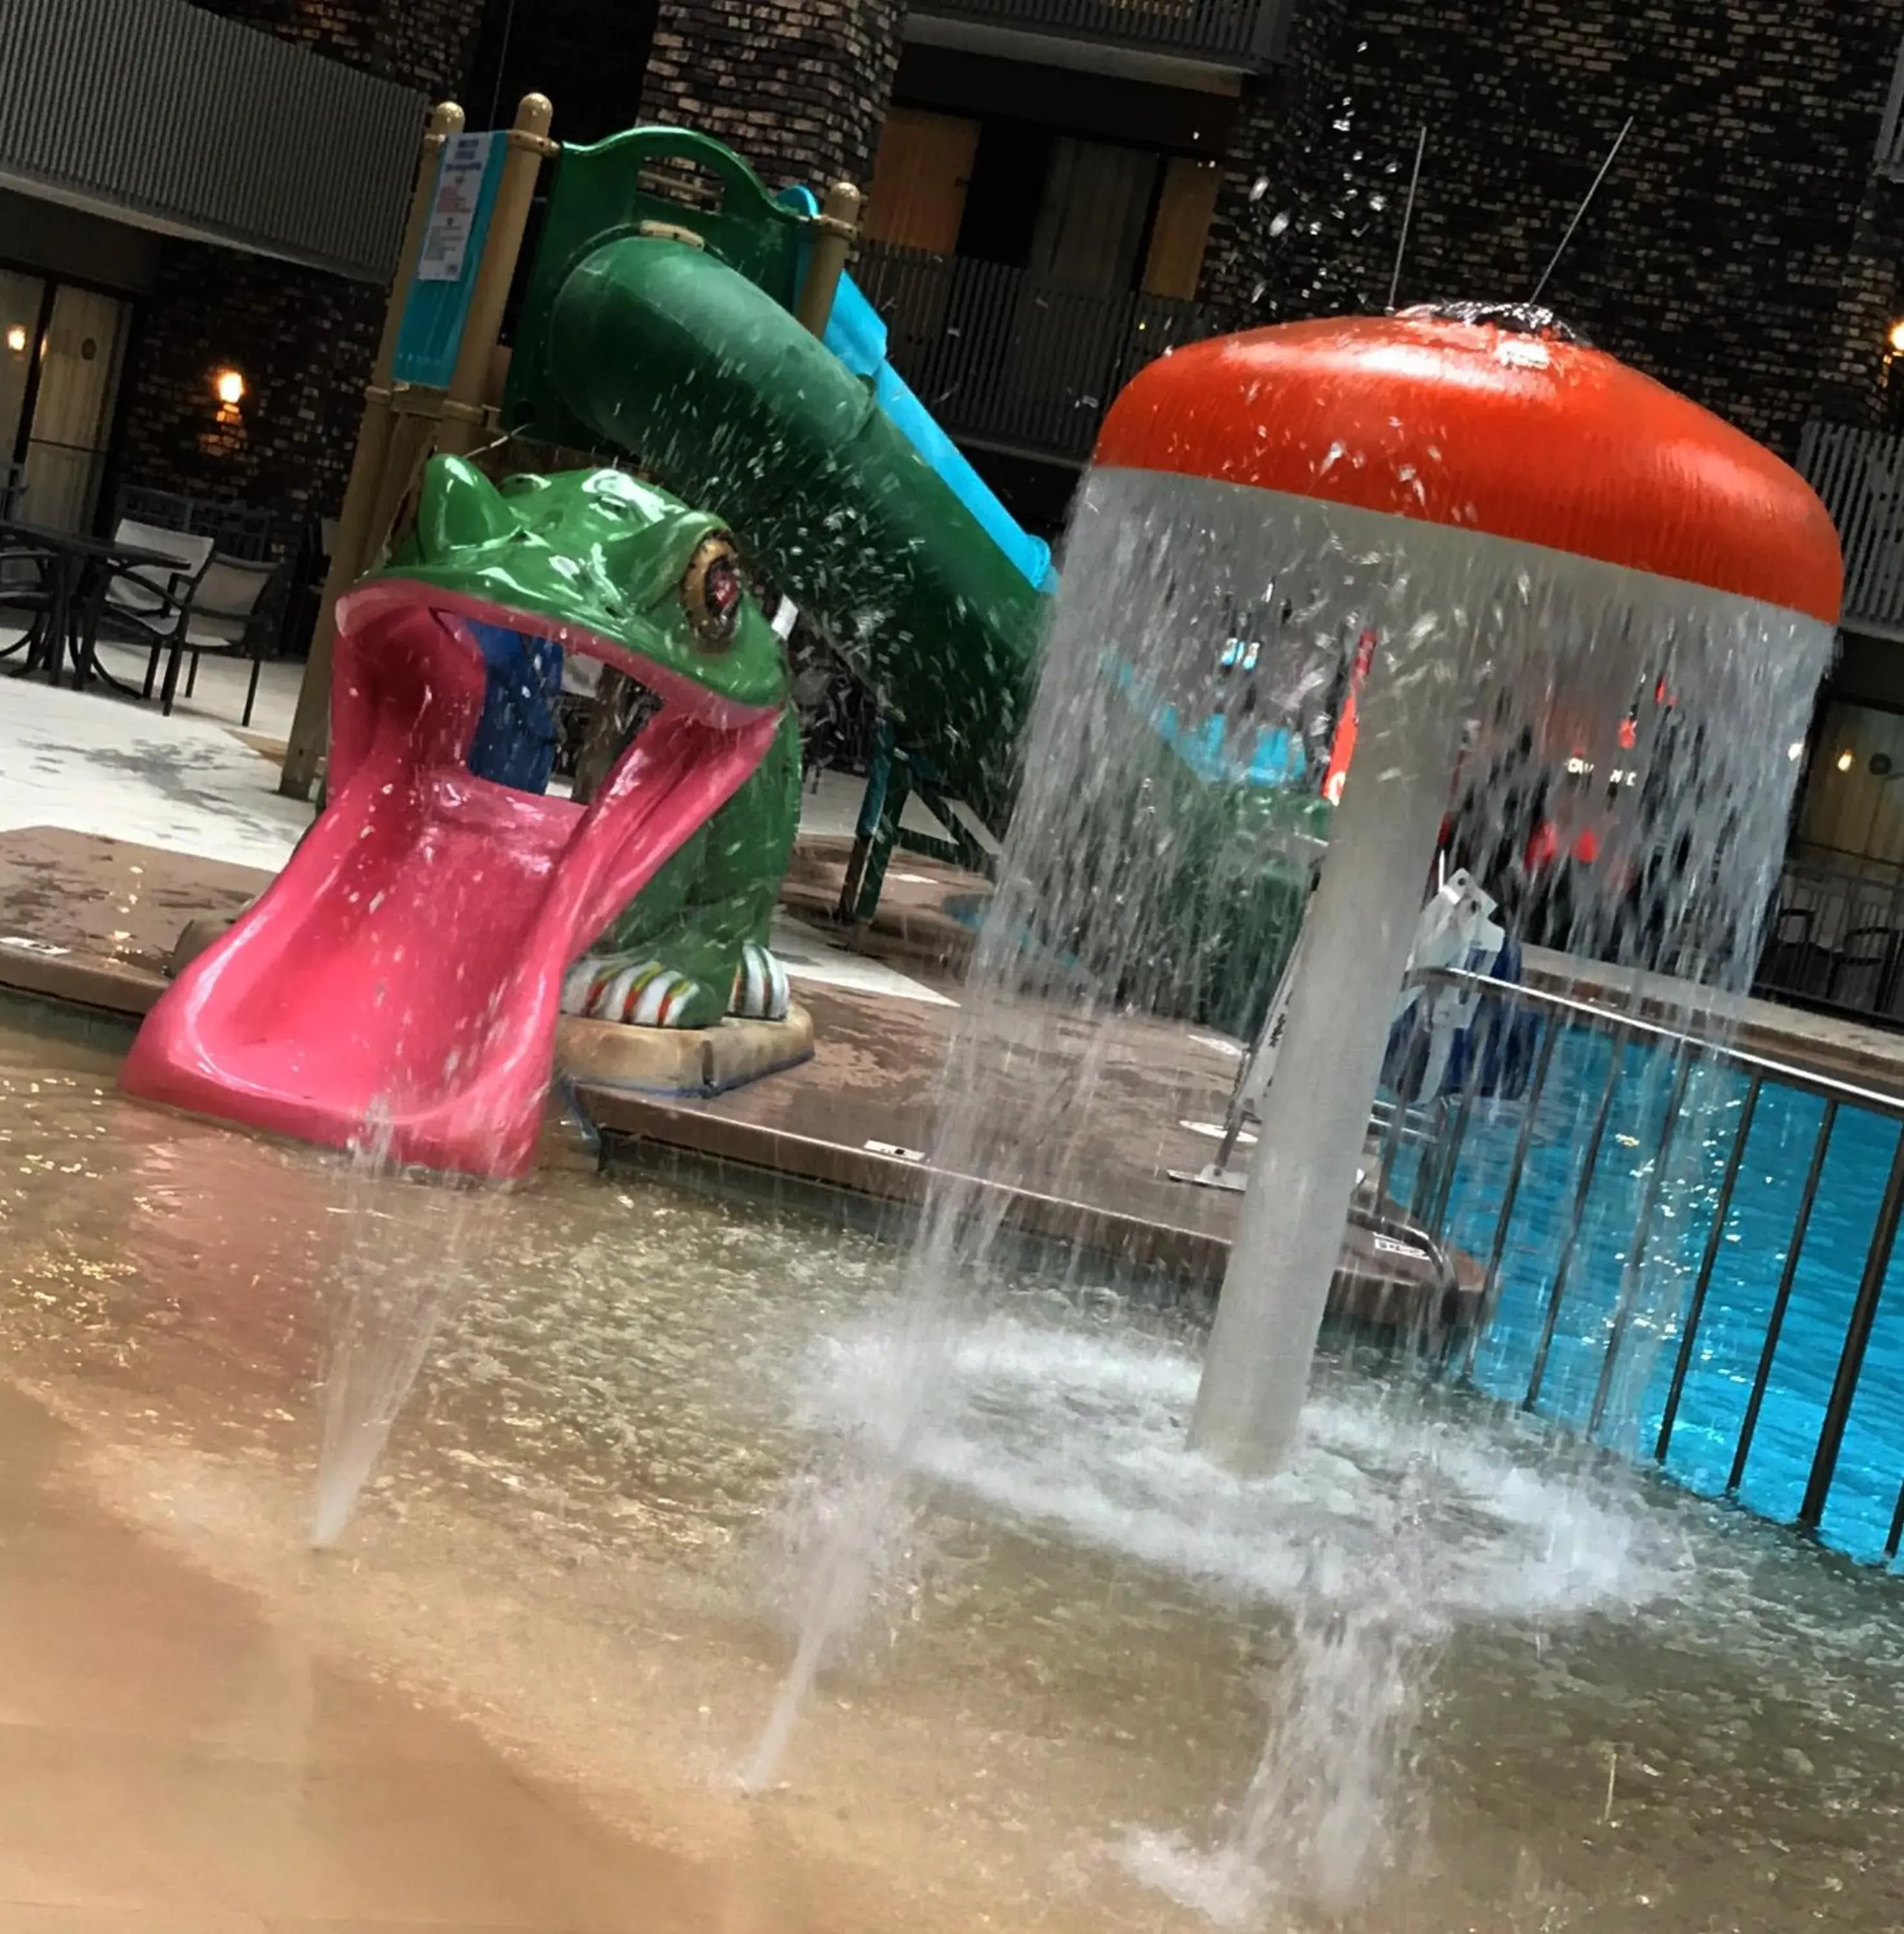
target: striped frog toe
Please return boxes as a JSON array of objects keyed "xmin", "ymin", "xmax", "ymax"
[{"xmin": 732, "ymin": 941, "xmax": 792, "ymax": 1022}]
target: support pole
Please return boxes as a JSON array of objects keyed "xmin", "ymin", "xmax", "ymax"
[
  {"xmin": 1189, "ymin": 643, "xmax": 1462, "ymax": 1476},
  {"xmin": 795, "ymin": 182, "xmax": 862, "ymax": 338},
  {"xmin": 435, "ymin": 93, "xmax": 554, "ymax": 457},
  {"xmin": 280, "ymin": 101, "xmax": 463, "ymax": 802},
  {"xmin": 839, "ymin": 719, "xmax": 905, "ymax": 923}
]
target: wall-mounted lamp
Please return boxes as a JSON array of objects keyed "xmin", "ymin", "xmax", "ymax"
[
  {"xmin": 213, "ymin": 366, "xmax": 246, "ymax": 407},
  {"xmin": 1889, "ymin": 319, "xmax": 1904, "ymax": 357},
  {"xmin": 4, "ymin": 324, "xmax": 26, "ymax": 355},
  {"xmin": 1838, "ymin": 748, "xmax": 1858, "ymax": 772}
]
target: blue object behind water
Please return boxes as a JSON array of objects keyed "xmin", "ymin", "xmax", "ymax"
[
  {"xmin": 1104, "ymin": 655, "xmax": 1307, "ymax": 790},
  {"xmin": 466, "ymin": 622, "xmax": 563, "ymax": 794},
  {"xmin": 1390, "ymin": 1031, "xmax": 1904, "ymax": 1569},
  {"xmin": 779, "ymin": 188, "xmax": 1054, "ymax": 594},
  {"xmin": 1381, "ymin": 938, "xmax": 1537, "ymax": 1104}
]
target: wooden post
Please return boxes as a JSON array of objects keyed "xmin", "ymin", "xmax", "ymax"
[
  {"xmin": 280, "ymin": 101, "xmax": 464, "ymax": 802},
  {"xmin": 795, "ymin": 181, "xmax": 862, "ymax": 338},
  {"xmin": 435, "ymin": 93, "xmax": 554, "ymax": 458}
]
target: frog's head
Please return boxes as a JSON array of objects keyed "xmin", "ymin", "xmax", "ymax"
[
  {"xmin": 341, "ymin": 456, "xmax": 788, "ymax": 723},
  {"xmin": 324, "ymin": 458, "xmax": 792, "ymax": 982}
]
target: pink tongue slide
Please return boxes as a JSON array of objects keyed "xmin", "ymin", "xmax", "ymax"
[{"xmin": 121, "ymin": 605, "xmax": 777, "ymax": 1178}]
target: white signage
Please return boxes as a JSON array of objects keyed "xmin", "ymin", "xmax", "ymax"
[{"xmin": 416, "ymin": 132, "xmax": 497, "ymax": 284}]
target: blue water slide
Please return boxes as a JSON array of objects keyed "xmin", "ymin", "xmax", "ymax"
[
  {"xmin": 784, "ymin": 191, "xmax": 1313, "ymax": 801},
  {"xmin": 780, "ymin": 188, "xmax": 1055, "ymax": 595}
]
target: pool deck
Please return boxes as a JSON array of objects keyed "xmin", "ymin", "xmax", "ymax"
[
  {"xmin": 0, "ymin": 668, "xmax": 1253, "ymax": 1275},
  {"xmin": 0, "ymin": 819, "xmax": 1248, "ymax": 1276},
  {"xmin": 9, "ymin": 656, "xmax": 1904, "ymax": 1287}
]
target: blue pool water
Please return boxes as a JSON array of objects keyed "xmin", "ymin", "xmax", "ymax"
[{"xmin": 1396, "ymin": 1029, "xmax": 1904, "ymax": 1568}]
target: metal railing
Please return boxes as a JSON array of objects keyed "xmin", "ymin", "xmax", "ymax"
[
  {"xmin": 855, "ymin": 240, "xmax": 1210, "ymax": 464},
  {"xmin": 1754, "ymin": 852, "xmax": 1904, "ymax": 1024},
  {"xmin": 1383, "ymin": 969, "xmax": 1904, "ymax": 1567},
  {"xmin": 1796, "ymin": 419, "xmax": 1904, "ymax": 639},
  {"xmin": 0, "ymin": 0, "xmax": 424, "ymax": 282},
  {"xmin": 911, "ymin": 0, "xmax": 1290, "ymax": 69}
]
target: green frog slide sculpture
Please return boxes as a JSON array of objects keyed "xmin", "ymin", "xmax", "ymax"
[{"xmin": 121, "ymin": 456, "xmax": 807, "ymax": 1177}]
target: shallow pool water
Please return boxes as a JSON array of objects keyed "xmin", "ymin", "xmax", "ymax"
[{"xmin": 4, "ymin": 1010, "xmax": 1904, "ymax": 1931}]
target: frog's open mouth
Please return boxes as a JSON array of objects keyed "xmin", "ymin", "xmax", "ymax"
[{"xmin": 121, "ymin": 578, "xmax": 783, "ymax": 1179}]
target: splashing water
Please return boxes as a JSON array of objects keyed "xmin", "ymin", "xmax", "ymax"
[
  {"xmin": 784, "ymin": 1304, "xmax": 1684, "ymax": 1905},
  {"xmin": 1120, "ymin": 1608, "xmax": 1429, "ymax": 1924},
  {"xmin": 750, "ymin": 456, "xmax": 1831, "ymax": 1909},
  {"xmin": 311, "ymin": 1103, "xmax": 508, "ymax": 1547}
]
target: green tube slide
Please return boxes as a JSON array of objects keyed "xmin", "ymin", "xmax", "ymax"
[
  {"xmin": 501, "ymin": 128, "xmax": 1313, "ymax": 1032},
  {"xmin": 503, "ymin": 128, "xmax": 1045, "ymax": 818}
]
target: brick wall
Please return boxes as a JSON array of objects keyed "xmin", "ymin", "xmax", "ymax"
[
  {"xmin": 188, "ymin": 0, "xmax": 484, "ymax": 93},
  {"xmin": 115, "ymin": 0, "xmax": 492, "ymax": 543},
  {"xmin": 112, "ymin": 244, "xmax": 382, "ymax": 537},
  {"xmin": 637, "ymin": 0, "xmax": 905, "ymax": 193},
  {"xmin": 1205, "ymin": 0, "xmax": 1904, "ymax": 456}
]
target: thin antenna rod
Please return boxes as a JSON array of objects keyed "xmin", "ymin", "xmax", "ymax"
[
  {"xmin": 1387, "ymin": 126, "xmax": 1428, "ymax": 314},
  {"xmin": 1531, "ymin": 115, "xmax": 1635, "ymax": 306}
]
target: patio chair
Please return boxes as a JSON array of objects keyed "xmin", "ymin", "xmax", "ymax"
[
  {"xmin": 115, "ymin": 486, "xmax": 275, "ymax": 563},
  {"xmin": 208, "ymin": 504, "xmax": 276, "ymax": 563},
  {"xmin": 164, "ymin": 552, "xmax": 285, "ymax": 727},
  {"xmin": 116, "ymin": 485, "xmax": 200, "ymax": 533},
  {"xmin": 278, "ymin": 513, "xmax": 336, "ymax": 659},
  {"xmin": 1826, "ymin": 923, "xmax": 1903, "ymax": 1017},
  {"xmin": 1756, "ymin": 904, "xmax": 1823, "ymax": 999},
  {"xmin": 0, "ymin": 525, "xmax": 65, "ymax": 670},
  {"xmin": 92, "ymin": 516, "xmax": 214, "ymax": 707}
]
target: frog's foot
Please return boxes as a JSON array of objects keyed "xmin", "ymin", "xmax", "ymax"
[
  {"xmin": 730, "ymin": 940, "xmax": 791, "ymax": 1022},
  {"xmin": 560, "ymin": 955, "xmax": 723, "ymax": 1030}
]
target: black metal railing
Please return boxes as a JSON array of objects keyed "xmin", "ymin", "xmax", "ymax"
[
  {"xmin": 1384, "ymin": 970, "xmax": 1904, "ymax": 1568},
  {"xmin": 912, "ymin": 0, "xmax": 1290, "ymax": 68},
  {"xmin": 1754, "ymin": 852, "xmax": 1904, "ymax": 1024},
  {"xmin": 0, "ymin": 0, "xmax": 423, "ymax": 281},
  {"xmin": 1796, "ymin": 420, "xmax": 1904, "ymax": 640},
  {"xmin": 855, "ymin": 240, "xmax": 1210, "ymax": 464}
]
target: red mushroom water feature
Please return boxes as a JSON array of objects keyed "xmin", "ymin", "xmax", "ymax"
[{"xmin": 1087, "ymin": 304, "xmax": 1843, "ymax": 1477}]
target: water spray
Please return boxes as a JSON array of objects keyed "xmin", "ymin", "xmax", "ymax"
[{"xmin": 1086, "ymin": 304, "xmax": 1842, "ymax": 1477}]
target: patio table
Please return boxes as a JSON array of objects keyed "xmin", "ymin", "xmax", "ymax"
[{"xmin": 0, "ymin": 518, "xmax": 187, "ymax": 698}]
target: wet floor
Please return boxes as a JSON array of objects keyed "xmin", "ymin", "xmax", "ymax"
[{"xmin": 3, "ymin": 1006, "xmax": 1903, "ymax": 1931}]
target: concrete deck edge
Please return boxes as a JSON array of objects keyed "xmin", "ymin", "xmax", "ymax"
[
  {"xmin": 573, "ymin": 1083, "xmax": 1228, "ymax": 1280},
  {"xmin": 1521, "ymin": 949, "xmax": 1904, "ymax": 1099},
  {"xmin": 0, "ymin": 943, "xmax": 165, "ymax": 1019}
]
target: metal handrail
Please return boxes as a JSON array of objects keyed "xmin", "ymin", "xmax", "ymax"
[
  {"xmin": 1796, "ymin": 419, "xmax": 1904, "ymax": 640},
  {"xmin": 853, "ymin": 240, "xmax": 1210, "ymax": 464},
  {"xmin": 0, "ymin": 0, "xmax": 423, "ymax": 282},
  {"xmin": 1425, "ymin": 966, "xmax": 1904, "ymax": 1114},
  {"xmin": 911, "ymin": 0, "xmax": 1290, "ymax": 69},
  {"xmin": 1403, "ymin": 966, "xmax": 1904, "ymax": 1564}
]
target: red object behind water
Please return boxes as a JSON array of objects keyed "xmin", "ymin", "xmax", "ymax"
[{"xmin": 121, "ymin": 592, "xmax": 776, "ymax": 1178}]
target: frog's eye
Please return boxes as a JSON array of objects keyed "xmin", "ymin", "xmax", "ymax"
[{"xmin": 682, "ymin": 533, "xmax": 743, "ymax": 650}]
